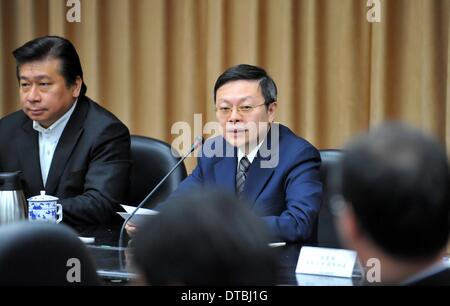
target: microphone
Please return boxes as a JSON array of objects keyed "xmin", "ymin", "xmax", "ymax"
[{"xmin": 118, "ymin": 136, "xmax": 204, "ymax": 263}]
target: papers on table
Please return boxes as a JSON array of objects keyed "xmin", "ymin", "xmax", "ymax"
[
  {"xmin": 79, "ymin": 236, "xmax": 95, "ymax": 244},
  {"xmin": 117, "ymin": 204, "xmax": 159, "ymax": 226}
]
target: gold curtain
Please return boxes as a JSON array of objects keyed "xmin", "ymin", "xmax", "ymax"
[{"xmin": 1, "ymin": 0, "xmax": 449, "ymax": 172}]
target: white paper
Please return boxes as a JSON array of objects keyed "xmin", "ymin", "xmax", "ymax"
[
  {"xmin": 117, "ymin": 204, "xmax": 159, "ymax": 226},
  {"xmin": 120, "ymin": 204, "xmax": 159, "ymax": 215},
  {"xmin": 295, "ymin": 246, "xmax": 357, "ymax": 278},
  {"xmin": 79, "ymin": 236, "xmax": 95, "ymax": 244}
]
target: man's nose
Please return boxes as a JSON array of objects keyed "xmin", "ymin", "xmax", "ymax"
[
  {"xmin": 228, "ymin": 107, "xmax": 243, "ymax": 123},
  {"xmin": 27, "ymin": 85, "xmax": 41, "ymax": 102}
]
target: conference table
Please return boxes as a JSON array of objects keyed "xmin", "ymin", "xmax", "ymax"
[{"xmin": 77, "ymin": 224, "xmax": 363, "ymax": 286}]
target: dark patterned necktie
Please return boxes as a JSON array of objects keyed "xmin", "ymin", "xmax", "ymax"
[{"xmin": 236, "ymin": 156, "xmax": 251, "ymax": 195}]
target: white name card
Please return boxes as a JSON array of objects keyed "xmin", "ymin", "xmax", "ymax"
[{"xmin": 296, "ymin": 246, "xmax": 357, "ymax": 278}]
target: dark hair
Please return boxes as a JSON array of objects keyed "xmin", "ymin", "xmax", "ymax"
[
  {"xmin": 13, "ymin": 36, "xmax": 87, "ymax": 97},
  {"xmin": 338, "ymin": 122, "xmax": 450, "ymax": 260},
  {"xmin": 214, "ymin": 64, "xmax": 277, "ymax": 105},
  {"xmin": 132, "ymin": 188, "xmax": 276, "ymax": 285}
]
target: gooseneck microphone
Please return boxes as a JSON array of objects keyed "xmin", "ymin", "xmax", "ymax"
[{"xmin": 118, "ymin": 136, "xmax": 204, "ymax": 265}]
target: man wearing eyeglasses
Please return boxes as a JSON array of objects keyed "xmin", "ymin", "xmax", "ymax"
[{"xmin": 128, "ymin": 64, "xmax": 322, "ymax": 243}]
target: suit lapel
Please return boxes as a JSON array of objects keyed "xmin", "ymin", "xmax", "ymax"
[
  {"xmin": 214, "ymin": 139, "xmax": 237, "ymax": 193},
  {"xmin": 244, "ymin": 155, "xmax": 275, "ymax": 206},
  {"xmin": 243, "ymin": 125, "xmax": 279, "ymax": 206},
  {"xmin": 17, "ymin": 120, "xmax": 44, "ymax": 194},
  {"xmin": 45, "ymin": 99, "xmax": 88, "ymax": 194},
  {"xmin": 214, "ymin": 157, "xmax": 237, "ymax": 193}
]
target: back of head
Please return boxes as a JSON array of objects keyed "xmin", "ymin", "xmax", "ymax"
[
  {"xmin": 132, "ymin": 188, "xmax": 277, "ymax": 285},
  {"xmin": 0, "ymin": 222, "xmax": 99, "ymax": 286},
  {"xmin": 13, "ymin": 35, "xmax": 87, "ymax": 97},
  {"xmin": 339, "ymin": 122, "xmax": 450, "ymax": 260},
  {"xmin": 214, "ymin": 64, "xmax": 277, "ymax": 105}
]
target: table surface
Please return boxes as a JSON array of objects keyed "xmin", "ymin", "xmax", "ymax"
[{"xmin": 78, "ymin": 225, "xmax": 363, "ymax": 286}]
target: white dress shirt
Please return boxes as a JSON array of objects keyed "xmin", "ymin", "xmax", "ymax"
[
  {"xmin": 237, "ymin": 141, "xmax": 264, "ymax": 171},
  {"xmin": 33, "ymin": 101, "xmax": 77, "ymax": 186}
]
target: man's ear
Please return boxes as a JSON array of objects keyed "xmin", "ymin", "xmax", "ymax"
[
  {"xmin": 72, "ymin": 76, "xmax": 82, "ymax": 98},
  {"xmin": 267, "ymin": 102, "xmax": 277, "ymax": 122}
]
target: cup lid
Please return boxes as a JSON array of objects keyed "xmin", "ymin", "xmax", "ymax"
[{"xmin": 27, "ymin": 190, "xmax": 59, "ymax": 201}]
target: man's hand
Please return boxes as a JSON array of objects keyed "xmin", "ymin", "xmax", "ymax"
[{"xmin": 125, "ymin": 222, "xmax": 138, "ymax": 237}]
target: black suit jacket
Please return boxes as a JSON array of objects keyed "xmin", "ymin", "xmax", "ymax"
[{"xmin": 0, "ymin": 96, "xmax": 131, "ymax": 227}]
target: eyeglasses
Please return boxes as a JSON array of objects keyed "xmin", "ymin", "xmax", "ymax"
[{"xmin": 215, "ymin": 103, "xmax": 266, "ymax": 117}]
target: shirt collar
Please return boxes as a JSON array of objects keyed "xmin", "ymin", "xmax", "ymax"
[
  {"xmin": 237, "ymin": 140, "xmax": 264, "ymax": 164},
  {"xmin": 33, "ymin": 100, "xmax": 77, "ymax": 134}
]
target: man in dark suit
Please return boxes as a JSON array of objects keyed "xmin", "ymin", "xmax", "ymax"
[
  {"xmin": 0, "ymin": 36, "xmax": 131, "ymax": 228},
  {"xmin": 128, "ymin": 64, "xmax": 322, "ymax": 243},
  {"xmin": 334, "ymin": 122, "xmax": 450, "ymax": 285}
]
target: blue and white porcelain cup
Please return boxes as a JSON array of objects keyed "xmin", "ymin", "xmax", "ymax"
[{"xmin": 27, "ymin": 191, "xmax": 63, "ymax": 223}]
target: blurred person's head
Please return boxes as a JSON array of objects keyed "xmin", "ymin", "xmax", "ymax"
[
  {"xmin": 13, "ymin": 36, "xmax": 86, "ymax": 128},
  {"xmin": 214, "ymin": 64, "xmax": 277, "ymax": 153},
  {"xmin": 132, "ymin": 188, "xmax": 277, "ymax": 285},
  {"xmin": 334, "ymin": 122, "xmax": 450, "ymax": 283}
]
